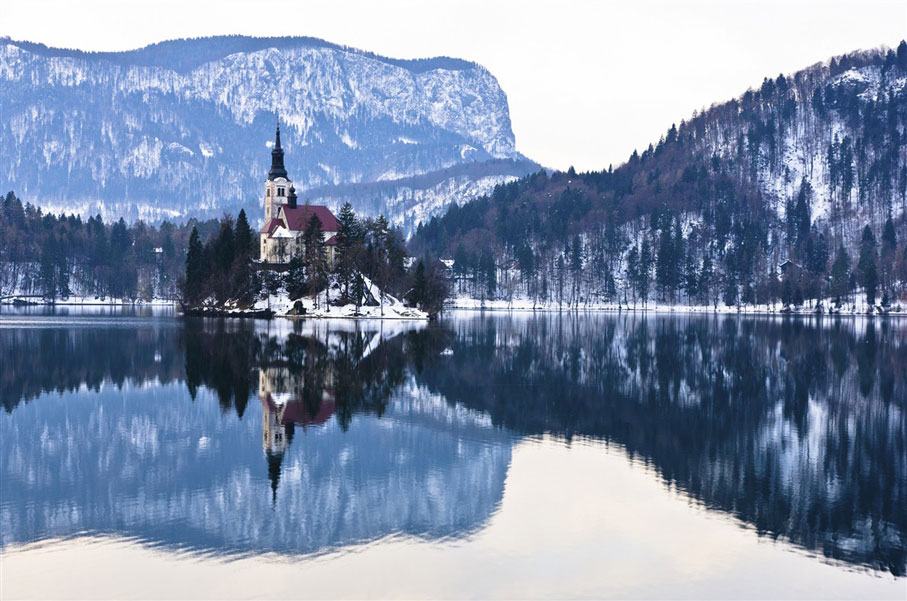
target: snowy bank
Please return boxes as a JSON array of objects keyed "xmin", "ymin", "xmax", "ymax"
[
  {"xmin": 450, "ymin": 295, "xmax": 907, "ymax": 316},
  {"xmin": 1, "ymin": 295, "xmax": 178, "ymax": 307},
  {"xmin": 244, "ymin": 274, "xmax": 428, "ymax": 320}
]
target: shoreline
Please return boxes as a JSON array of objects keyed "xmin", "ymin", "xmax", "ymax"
[{"xmin": 448, "ymin": 300, "xmax": 907, "ymax": 317}]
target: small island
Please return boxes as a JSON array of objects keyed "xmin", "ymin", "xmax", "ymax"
[{"xmin": 181, "ymin": 123, "xmax": 448, "ymax": 320}]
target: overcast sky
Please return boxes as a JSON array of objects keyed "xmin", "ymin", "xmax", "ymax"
[{"xmin": 2, "ymin": 0, "xmax": 904, "ymax": 171}]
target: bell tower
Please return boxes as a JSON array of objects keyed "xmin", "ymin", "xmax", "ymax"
[{"xmin": 264, "ymin": 122, "xmax": 292, "ymax": 221}]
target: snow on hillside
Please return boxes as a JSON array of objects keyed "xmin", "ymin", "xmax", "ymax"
[{"xmin": 0, "ymin": 36, "xmax": 526, "ymax": 224}]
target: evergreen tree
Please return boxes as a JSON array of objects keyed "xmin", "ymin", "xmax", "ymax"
[
  {"xmin": 410, "ymin": 259, "xmax": 427, "ymax": 309},
  {"xmin": 286, "ymin": 257, "xmax": 306, "ymax": 299},
  {"xmin": 184, "ymin": 226, "xmax": 204, "ymax": 304},
  {"xmin": 656, "ymin": 223, "xmax": 675, "ymax": 301},
  {"xmin": 637, "ymin": 241, "xmax": 653, "ymax": 305},
  {"xmin": 880, "ymin": 216, "xmax": 897, "ymax": 296},
  {"xmin": 303, "ymin": 214, "xmax": 327, "ymax": 307},
  {"xmin": 234, "ymin": 209, "xmax": 254, "ymax": 258},
  {"xmin": 625, "ymin": 245, "xmax": 639, "ymax": 305},
  {"xmin": 830, "ymin": 245, "xmax": 851, "ymax": 307},
  {"xmin": 858, "ymin": 224, "xmax": 879, "ymax": 307},
  {"xmin": 335, "ymin": 201, "xmax": 361, "ymax": 300},
  {"xmin": 213, "ymin": 216, "xmax": 236, "ymax": 302},
  {"xmin": 39, "ymin": 236, "xmax": 58, "ymax": 300}
]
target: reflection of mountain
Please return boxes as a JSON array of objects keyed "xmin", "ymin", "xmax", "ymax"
[
  {"xmin": 415, "ymin": 314, "xmax": 907, "ymax": 576},
  {"xmin": 0, "ymin": 319, "xmax": 511, "ymax": 556},
  {"xmin": 2, "ymin": 311, "xmax": 904, "ymax": 575}
]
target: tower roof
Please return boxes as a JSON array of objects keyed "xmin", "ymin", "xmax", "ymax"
[{"xmin": 268, "ymin": 122, "xmax": 289, "ymax": 181}]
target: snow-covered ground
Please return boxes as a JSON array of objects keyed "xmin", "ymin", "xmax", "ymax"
[
  {"xmin": 247, "ymin": 274, "xmax": 428, "ymax": 320},
  {"xmin": 450, "ymin": 295, "xmax": 907, "ymax": 316},
  {"xmin": 0, "ymin": 295, "xmax": 178, "ymax": 306}
]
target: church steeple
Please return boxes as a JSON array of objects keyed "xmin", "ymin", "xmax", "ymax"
[{"xmin": 268, "ymin": 121, "xmax": 288, "ymax": 181}]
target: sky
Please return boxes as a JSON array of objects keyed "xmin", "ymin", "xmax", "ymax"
[{"xmin": 1, "ymin": 0, "xmax": 904, "ymax": 171}]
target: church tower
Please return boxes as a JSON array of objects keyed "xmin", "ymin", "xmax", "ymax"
[{"xmin": 264, "ymin": 122, "xmax": 291, "ymax": 222}]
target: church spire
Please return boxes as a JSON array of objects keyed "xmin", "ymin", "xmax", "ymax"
[{"xmin": 268, "ymin": 121, "xmax": 288, "ymax": 181}]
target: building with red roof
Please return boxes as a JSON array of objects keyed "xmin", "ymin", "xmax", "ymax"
[{"xmin": 259, "ymin": 123, "xmax": 339, "ymax": 264}]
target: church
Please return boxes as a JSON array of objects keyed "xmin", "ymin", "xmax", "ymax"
[{"xmin": 259, "ymin": 123, "xmax": 339, "ymax": 264}]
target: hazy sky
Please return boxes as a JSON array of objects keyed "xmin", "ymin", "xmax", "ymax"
[{"xmin": 2, "ymin": 0, "xmax": 904, "ymax": 171}]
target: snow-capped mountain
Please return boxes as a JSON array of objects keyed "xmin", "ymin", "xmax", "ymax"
[{"xmin": 0, "ymin": 36, "xmax": 537, "ymax": 228}]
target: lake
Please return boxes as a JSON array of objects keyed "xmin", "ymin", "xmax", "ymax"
[{"xmin": 1, "ymin": 308, "xmax": 905, "ymax": 599}]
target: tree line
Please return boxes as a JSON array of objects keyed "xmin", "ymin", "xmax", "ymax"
[{"xmin": 0, "ymin": 191, "xmax": 215, "ymax": 301}]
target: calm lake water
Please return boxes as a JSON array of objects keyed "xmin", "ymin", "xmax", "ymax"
[{"xmin": 1, "ymin": 307, "xmax": 905, "ymax": 599}]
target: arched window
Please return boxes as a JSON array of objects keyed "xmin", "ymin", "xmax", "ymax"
[{"xmin": 278, "ymin": 187, "xmax": 285, "ymax": 197}]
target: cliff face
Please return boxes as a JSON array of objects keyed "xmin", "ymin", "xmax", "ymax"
[{"xmin": 0, "ymin": 36, "xmax": 535, "ymax": 228}]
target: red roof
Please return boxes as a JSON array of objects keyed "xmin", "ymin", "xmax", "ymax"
[
  {"xmin": 260, "ymin": 393, "xmax": 337, "ymax": 427},
  {"xmin": 282, "ymin": 398, "xmax": 336, "ymax": 426},
  {"xmin": 282, "ymin": 205, "xmax": 339, "ymax": 232},
  {"xmin": 260, "ymin": 218, "xmax": 283, "ymax": 234},
  {"xmin": 325, "ymin": 234, "xmax": 338, "ymax": 246}
]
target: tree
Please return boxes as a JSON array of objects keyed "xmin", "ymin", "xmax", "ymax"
[
  {"xmin": 625, "ymin": 245, "xmax": 639, "ymax": 306},
  {"xmin": 212, "ymin": 216, "xmax": 236, "ymax": 302},
  {"xmin": 39, "ymin": 235, "xmax": 58, "ymax": 301},
  {"xmin": 830, "ymin": 245, "xmax": 851, "ymax": 307},
  {"xmin": 569, "ymin": 234, "xmax": 583, "ymax": 306},
  {"xmin": 409, "ymin": 259, "xmax": 427, "ymax": 309},
  {"xmin": 858, "ymin": 224, "xmax": 879, "ymax": 307},
  {"xmin": 184, "ymin": 226, "xmax": 204, "ymax": 304},
  {"xmin": 234, "ymin": 209, "xmax": 254, "ymax": 258},
  {"xmin": 880, "ymin": 216, "xmax": 897, "ymax": 297},
  {"xmin": 636, "ymin": 241, "xmax": 653, "ymax": 306},
  {"xmin": 656, "ymin": 222, "xmax": 676, "ymax": 302},
  {"xmin": 303, "ymin": 214, "xmax": 327, "ymax": 308},
  {"xmin": 286, "ymin": 257, "xmax": 306, "ymax": 299},
  {"xmin": 335, "ymin": 202, "xmax": 361, "ymax": 300}
]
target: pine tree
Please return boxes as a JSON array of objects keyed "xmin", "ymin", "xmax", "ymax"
[
  {"xmin": 184, "ymin": 226, "xmax": 204, "ymax": 304},
  {"xmin": 625, "ymin": 245, "xmax": 639, "ymax": 305},
  {"xmin": 880, "ymin": 216, "xmax": 897, "ymax": 297},
  {"xmin": 303, "ymin": 214, "xmax": 327, "ymax": 307},
  {"xmin": 39, "ymin": 236, "xmax": 57, "ymax": 301},
  {"xmin": 410, "ymin": 259, "xmax": 427, "ymax": 309},
  {"xmin": 335, "ymin": 202, "xmax": 361, "ymax": 300},
  {"xmin": 638, "ymin": 240, "xmax": 653, "ymax": 306},
  {"xmin": 234, "ymin": 209, "xmax": 253, "ymax": 258},
  {"xmin": 213, "ymin": 216, "xmax": 236, "ymax": 302},
  {"xmin": 858, "ymin": 224, "xmax": 879, "ymax": 307},
  {"xmin": 656, "ymin": 223, "xmax": 674, "ymax": 301},
  {"xmin": 830, "ymin": 245, "xmax": 851, "ymax": 307},
  {"xmin": 570, "ymin": 234, "xmax": 583, "ymax": 306}
]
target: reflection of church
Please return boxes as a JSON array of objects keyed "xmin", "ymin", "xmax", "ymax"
[{"xmin": 259, "ymin": 366, "xmax": 336, "ymax": 502}]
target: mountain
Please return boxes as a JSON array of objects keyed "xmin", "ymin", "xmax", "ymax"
[
  {"xmin": 411, "ymin": 43, "xmax": 907, "ymax": 310},
  {"xmin": 0, "ymin": 35, "xmax": 538, "ymax": 230}
]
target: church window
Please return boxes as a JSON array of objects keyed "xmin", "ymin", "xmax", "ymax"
[{"xmin": 278, "ymin": 187, "xmax": 285, "ymax": 197}]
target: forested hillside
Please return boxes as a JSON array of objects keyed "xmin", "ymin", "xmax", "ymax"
[{"xmin": 411, "ymin": 43, "xmax": 907, "ymax": 311}]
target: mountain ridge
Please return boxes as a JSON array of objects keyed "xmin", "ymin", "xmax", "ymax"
[{"xmin": 0, "ymin": 35, "xmax": 534, "ymax": 229}]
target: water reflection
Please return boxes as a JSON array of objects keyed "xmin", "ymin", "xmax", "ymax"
[
  {"xmin": 421, "ymin": 313, "xmax": 907, "ymax": 575},
  {"xmin": 0, "ymin": 310, "xmax": 905, "ymax": 576}
]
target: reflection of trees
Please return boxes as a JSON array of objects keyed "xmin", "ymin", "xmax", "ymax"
[
  {"xmin": 1, "ymin": 325, "xmax": 185, "ymax": 413},
  {"xmin": 181, "ymin": 320, "xmax": 450, "ymax": 431},
  {"xmin": 417, "ymin": 314, "xmax": 907, "ymax": 576}
]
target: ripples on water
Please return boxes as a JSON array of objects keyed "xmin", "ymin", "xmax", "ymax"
[{"xmin": 0, "ymin": 308, "xmax": 905, "ymax": 584}]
